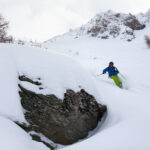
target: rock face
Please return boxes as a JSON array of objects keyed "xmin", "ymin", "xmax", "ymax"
[
  {"xmin": 18, "ymin": 76, "xmax": 106, "ymax": 145},
  {"xmin": 124, "ymin": 15, "xmax": 145, "ymax": 30},
  {"xmin": 85, "ymin": 11, "xmax": 146, "ymax": 41}
]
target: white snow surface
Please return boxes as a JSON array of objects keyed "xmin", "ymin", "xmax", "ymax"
[
  {"xmin": 43, "ymin": 21, "xmax": 150, "ymax": 150},
  {"xmin": 1, "ymin": 10, "xmax": 150, "ymax": 150}
]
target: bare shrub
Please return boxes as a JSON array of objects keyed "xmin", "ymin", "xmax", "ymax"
[
  {"xmin": 145, "ymin": 35, "xmax": 150, "ymax": 48},
  {"xmin": 0, "ymin": 14, "xmax": 13, "ymax": 43},
  {"xmin": 18, "ymin": 40, "xmax": 25, "ymax": 45}
]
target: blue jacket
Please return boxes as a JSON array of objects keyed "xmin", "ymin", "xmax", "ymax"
[{"xmin": 103, "ymin": 66, "xmax": 119, "ymax": 77}]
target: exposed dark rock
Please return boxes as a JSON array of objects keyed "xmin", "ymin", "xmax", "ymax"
[
  {"xmin": 15, "ymin": 121, "xmax": 56, "ymax": 150},
  {"xmin": 30, "ymin": 134, "xmax": 41, "ymax": 141},
  {"xmin": 109, "ymin": 26, "xmax": 120, "ymax": 37},
  {"xmin": 18, "ymin": 76, "xmax": 106, "ymax": 145},
  {"xmin": 30, "ymin": 134, "xmax": 56, "ymax": 150},
  {"xmin": 101, "ymin": 35, "xmax": 109, "ymax": 39},
  {"xmin": 115, "ymin": 13, "xmax": 121, "ymax": 18},
  {"xmin": 19, "ymin": 75, "xmax": 42, "ymax": 86},
  {"xmin": 124, "ymin": 14, "xmax": 145, "ymax": 30},
  {"xmin": 88, "ymin": 26, "xmax": 102, "ymax": 37}
]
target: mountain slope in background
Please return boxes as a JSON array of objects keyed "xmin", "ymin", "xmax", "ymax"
[
  {"xmin": 0, "ymin": 9, "xmax": 150, "ymax": 150},
  {"xmin": 44, "ymin": 9, "xmax": 150, "ymax": 43}
]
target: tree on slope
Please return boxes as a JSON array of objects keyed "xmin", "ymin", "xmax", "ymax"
[{"xmin": 0, "ymin": 14, "xmax": 13, "ymax": 43}]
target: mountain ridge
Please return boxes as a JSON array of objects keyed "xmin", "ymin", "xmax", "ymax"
[{"xmin": 44, "ymin": 9, "xmax": 150, "ymax": 43}]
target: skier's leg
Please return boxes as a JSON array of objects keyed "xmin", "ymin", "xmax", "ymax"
[
  {"xmin": 111, "ymin": 75, "xmax": 122, "ymax": 88},
  {"xmin": 116, "ymin": 75, "xmax": 122, "ymax": 88},
  {"xmin": 111, "ymin": 76, "xmax": 118, "ymax": 86}
]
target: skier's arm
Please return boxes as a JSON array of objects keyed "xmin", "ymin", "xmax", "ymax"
[
  {"xmin": 103, "ymin": 67, "xmax": 108, "ymax": 74},
  {"xmin": 115, "ymin": 67, "xmax": 119, "ymax": 73}
]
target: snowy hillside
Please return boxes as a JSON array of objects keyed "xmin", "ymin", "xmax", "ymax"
[
  {"xmin": 44, "ymin": 9, "xmax": 150, "ymax": 42},
  {"xmin": 42, "ymin": 10, "xmax": 150, "ymax": 150},
  {"xmin": 1, "ymin": 9, "xmax": 150, "ymax": 150}
]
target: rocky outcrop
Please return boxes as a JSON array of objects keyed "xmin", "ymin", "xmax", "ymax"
[
  {"xmin": 18, "ymin": 76, "xmax": 106, "ymax": 145},
  {"xmin": 86, "ymin": 11, "xmax": 146, "ymax": 41},
  {"xmin": 47, "ymin": 10, "xmax": 149, "ymax": 42},
  {"xmin": 19, "ymin": 75, "xmax": 42, "ymax": 86},
  {"xmin": 124, "ymin": 14, "xmax": 145, "ymax": 30}
]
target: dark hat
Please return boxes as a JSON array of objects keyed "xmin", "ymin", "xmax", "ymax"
[{"xmin": 109, "ymin": 61, "xmax": 114, "ymax": 66}]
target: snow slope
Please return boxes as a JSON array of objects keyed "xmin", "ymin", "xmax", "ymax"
[
  {"xmin": 43, "ymin": 19, "xmax": 150, "ymax": 149},
  {"xmin": 1, "ymin": 10, "xmax": 150, "ymax": 150}
]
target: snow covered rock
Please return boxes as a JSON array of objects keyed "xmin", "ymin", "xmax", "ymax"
[
  {"xmin": 77, "ymin": 11, "xmax": 147, "ymax": 41},
  {"xmin": 79, "ymin": 11, "xmax": 148, "ymax": 41},
  {"xmin": 45, "ymin": 10, "xmax": 150, "ymax": 43},
  {"xmin": 18, "ymin": 76, "xmax": 106, "ymax": 145},
  {"xmin": 0, "ymin": 43, "xmax": 107, "ymax": 150}
]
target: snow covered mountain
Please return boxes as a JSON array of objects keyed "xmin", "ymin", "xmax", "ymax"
[
  {"xmin": 44, "ymin": 9, "xmax": 150, "ymax": 43},
  {"xmin": 1, "ymin": 9, "xmax": 150, "ymax": 150}
]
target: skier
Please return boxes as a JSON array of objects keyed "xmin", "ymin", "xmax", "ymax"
[{"xmin": 103, "ymin": 62, "xmax": 122, "ymax": 88}]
